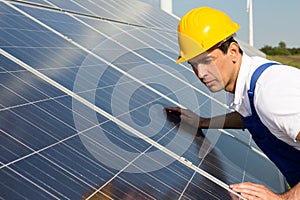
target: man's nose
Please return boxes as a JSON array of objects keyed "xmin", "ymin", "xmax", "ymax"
[{"xmin": 194, "ymin": 64, "xmax": 207, "ymax": 78}]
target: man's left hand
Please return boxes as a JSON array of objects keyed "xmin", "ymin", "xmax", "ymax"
[{"xmin": 230, "ymin": 182, "xmax": 283, "ymax": 200}]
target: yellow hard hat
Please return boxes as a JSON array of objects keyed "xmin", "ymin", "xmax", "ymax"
[{"xmin": 176, "ymin": 7, "xmax": 240, "ymax": 64}]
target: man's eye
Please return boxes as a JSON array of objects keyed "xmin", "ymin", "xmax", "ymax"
[
  {"xmin": 189, "ymin": 58, "xmax": 212, "ymax": 69},
  {"xmin": 202, "ymin": 59, "xmax": 212, "ymax": 64}
]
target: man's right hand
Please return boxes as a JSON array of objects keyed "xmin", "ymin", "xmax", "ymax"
[{"xmin": 164, "ymin": 107, "xmax": 201, "ymax": 129}]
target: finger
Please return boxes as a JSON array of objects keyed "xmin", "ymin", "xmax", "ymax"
[
  {"xmin": 231, "ymin": 182, "xmax": 261, "ymax": 191},
  {"xmin": 240, "ymin": 193, "xmax": 261, "ymax": 200},
  {"xmin": 230, "ymin": 183, "xmax": 263, "ymax": 198},
  {"xmin": 166, "ymin": 112, "xmax": 181, "ymax": 124},
  {"xmin": 239, "ymin": 189, "xmax": 261, "ymax": 199},
  {"xmin": 178, "ymin": 109, "xmax": 192, "ymax": 117},
  {"xmin": 196, "ymin": 129, "xmax": 204, "ymax": 137},
  {"xmin": 164, "ymin": 106, "xmax": 181, "ymax": 113}
]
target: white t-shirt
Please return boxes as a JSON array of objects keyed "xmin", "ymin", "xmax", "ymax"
[{"xmin": 228, "ymin": 53, "xmax": 300, "ymax": 151}]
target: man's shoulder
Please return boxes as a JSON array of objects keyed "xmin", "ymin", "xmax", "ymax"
[{"xmin": 254, "ymin": 65, "xmax": 300, "ymax": 114}]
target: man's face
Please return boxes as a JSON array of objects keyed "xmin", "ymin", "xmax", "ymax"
[{"xmin": 188, "ymin": 47, "xmax": 234, "ymax": 93}]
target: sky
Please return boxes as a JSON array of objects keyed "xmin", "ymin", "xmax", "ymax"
[{"xmin": 140, "ymin": 0, "xmax": 300, "ymax": 49}]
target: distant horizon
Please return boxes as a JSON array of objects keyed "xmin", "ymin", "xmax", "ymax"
[{"xmin": 139, "ymin": 0, "xmax": 300, "ymax": 49}]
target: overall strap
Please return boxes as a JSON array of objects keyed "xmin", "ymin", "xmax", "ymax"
[
  {"xmin": 245, "ymin": 62, "xmax": 300, "ymax": 187},
  {"xmin": 248, "ymin": 62, "xmax": 280, "ymax": 115}
]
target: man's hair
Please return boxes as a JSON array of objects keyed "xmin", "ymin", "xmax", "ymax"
[{"xmin": 218, "ymin": 37, "xmax": 243, "ymax": 55}]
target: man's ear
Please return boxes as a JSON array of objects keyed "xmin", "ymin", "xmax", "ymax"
[{"xmin": 229, "ymin": 42, "xmax": 239, "ymax": 63}]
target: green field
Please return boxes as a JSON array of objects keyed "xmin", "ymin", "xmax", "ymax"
[{"xmin": 267, "ymin": 55, "xmax": 300, "ymax": 69}]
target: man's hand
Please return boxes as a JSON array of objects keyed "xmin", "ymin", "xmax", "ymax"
[
  {"xmin": 164, "ymin": 107, "xmax": 201, "ymax": 129},
  {"xmin": 296, "ymin": 131, "xmax": 300, "ymax": 141},
  {"xmin": 164, "ymin": 106, "xmax": 205, "ymax": 137},
  {"xmin": 230, "ymin": 182, "xmax": 284, "ymax": 200}
]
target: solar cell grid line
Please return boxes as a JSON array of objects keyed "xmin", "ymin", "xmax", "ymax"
[
  {"xmin": 131, "ymin": 29, "xmax": 179, "ymax": 57},
  {"xmin": 78, "ymin": 137, "xmax": 219, "ymax": 199},
  {"xmin": 9, "ymin": 0, "xmax": 178, "ymax": 31},
  {"xmin": 85, "ymin": 152, "xmax": 231, "ymax": 199},
  {"xmin": 0, "ymin": 67, "xmax": 188, "ymax": 198},
  {"xmin": 67, "ymin": 0, "xmax": 180, "ymax": 65},
  {"xmin": 11, "ymin": 0, "xmax": 50, "ymax": 6},
  {"xmin": 0, "ymin": 67, "xmax": 97, "ymax": 155},
  {"xmin": 0, "ymin": 61, "xmax": 122, "ymax": 197},
  {"xmin": 0, "ymin": 55, "xmax": 171, "ymax": 177},
  {"xmin": 38, "ymin": 0, "xmax": 169, "ymax": 32},
  {"xmin": 84, "ymin": 129, "xmax": 190, "ymax": 199},
  {"xmin": 49, "ymin": 0, "xmax": 123, "ymax": 24},
  {"xmin": 7, "ymin": 2, "xmax": 176, "ymax": 155},
  {"xmin": 45, "ymin": 0, "xmax": 99, "ymax": 16},
  {"xmin": 0, "ymin": 48, "xmax": 244, "ymax": 199},
  {"xmin": 0, "ymin": 64, "xmax": 244, "ymax": 200},
  {"xmin": 12, "ymin": 1, "xmax": 180, "ymax": 61},
  {"xmin": 75, "ymin": 0, "xmax": 175, "ymax": 30},
  {"xmin": 50, "ymin": 9, "xmax": 256, "ymax": 188},
  {"xmin": 0, "ymin": 79, "xmax": 74, "ymax": 135},
  {"xmin": 121, "ymin": 30, "xmax": 258, "ymax": 150},
  {"xmin": 1, "ymin": 119, "xmax": 149, "ymax": 198},
  {"xmin": 89, "ymin": 0, "xmax": 180, "ymax": 50},
  {"xmin": 0, "ymin": 161, "xmax": 63, "ymax": 199},
  {"xmin": 3, "ymin": 0, "xmax": 239, "ymax": 178},
  {"xmin": 58, "ymin": 0, "xmax": 255, "ymax": 160},
  {"xmin": 4, "ymin": 0, "xmax": 219, "ymax": 169},
  {"xmin": 2, "ymin": 0, "xmax": 274, "ymax": 180},
  {"xmin": 0, "ymin": 2, "xmax": 200, "ymax": 175},
  {"xmin": 74, "ymin": 22, "xmax": 223, "ymax": 106},
  {"xmin": 178, "ymin": 149, "xmax": 212, "ymax": 200},
  {"xmin": 95, "ymin": 122, "xmax": 243, "ymax": 199},
  {"xmin": 105, "ymin": 0, "xmax": 179, "ymax": 45},
  {"xmin": 0, "ymin": 19, "xmax": 88, "ymax": 85},
  {"xmin": 96, "ymin": 0, "xmax": 174, "ymax": 30},
  {"xmin": 1, "ymin": 116, "xmax": 86, "ymax": 199},
  {"xmin": 0, "ymin": 64, "xmax": 102, "ymax": 129},
  {"xmin": 1, "ymin": 127, "xmax": 158, "ymax": 200},
  {"xmin": 3, "ymin": 0, "xmax": 211, "ymax": 141},
  {"xmin": 77, "ymin": 0, "xmax": 180, "ymax": 52},
  {"xmin": 2, "ymin": 2, "xmax": 188, "ymax": 109},
  {"xmin": 94, "ymin": 0, "xmax": 178, "ymax": 55},
  {"xmin": 86, "ymin": 0, "xmax": 151, "ymax": 28},
  {"xmin": 0, "ymin": 68, "xmax": 197, "ymax": 198},
  {"xmin": 1, "ymin": 35, "xmax": 243, "ymax": 200},
  {"xmin": 33, "ymin": 0, "xmax": 228, "ymax": 109},
  {"xmin": 63, "ymin": 3, "xmax": 230, "ymax": 111},
  {"xmin": 127, "ymin": 0, "xmax": 179, "ymax": 28},
  {"xmin": 5, "ymin": 0, "xmax": 216, "ymax": 112},
  {"xmin": 116, "ymin": 0, "xmax": 179, "ymax": 29}
]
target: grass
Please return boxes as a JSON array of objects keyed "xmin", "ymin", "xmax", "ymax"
[{"xmin": 267, "ymin": 55, "xmax": 300, "ymax": 69}]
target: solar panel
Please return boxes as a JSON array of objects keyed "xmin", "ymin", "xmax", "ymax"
[{"xmin": 0, "ymin": 0, "xmax": 286, "ymax": 199}]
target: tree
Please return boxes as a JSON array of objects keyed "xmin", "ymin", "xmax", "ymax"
[
  {"xmin": 278, "ymin": 41, "xmax": 287, "ymax": 49},
  {"xmin": 260, "ymin": 41, "xmax": 292, "ymax": 55}
]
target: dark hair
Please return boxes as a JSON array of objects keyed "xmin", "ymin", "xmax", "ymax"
[{"xmin": 218, "ymin": 37, "xmax": 243, "ymax": 55}]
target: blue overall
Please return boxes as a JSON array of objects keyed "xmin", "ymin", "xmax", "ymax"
[{"xmin": 242, "ymin": 63, "xmax": 300, "ymax": 188}]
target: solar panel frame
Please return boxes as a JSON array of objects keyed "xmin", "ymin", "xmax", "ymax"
[{"xmin": 0, "ymin": 0, "xmax": 287, "ymax": 199}]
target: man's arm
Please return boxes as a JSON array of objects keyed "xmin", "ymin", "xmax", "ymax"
[
  {"xmin": 280, "ymin": 182, "xmax": 300, "ymax": 199},
  {"xmin": 203, "ymin": 111, "xmax": 244, "ymax": 129},
  {"xmin": 164, "ymin": 107, "xmax": 243, "ymax": 129}
]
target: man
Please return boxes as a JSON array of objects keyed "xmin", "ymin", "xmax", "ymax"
[{"xmin": 165, "ymin": 7, "xmax": 300, "ymax": 199}]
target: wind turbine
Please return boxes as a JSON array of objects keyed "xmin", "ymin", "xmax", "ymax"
[
  {"xmin": 247, "ymin": 0, "xmax": 254, "ymax": 46},
  {"xmin": 160, "ymin": 0, "xmax": 172, "ymax": 14}
]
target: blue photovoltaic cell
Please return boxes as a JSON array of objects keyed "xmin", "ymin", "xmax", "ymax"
[{"xmin": 0, "ymin": 0, "xmax": 287, "ymax": 199}]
